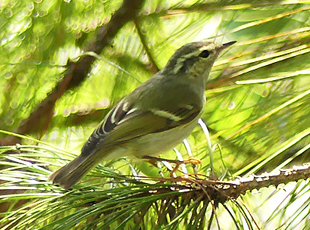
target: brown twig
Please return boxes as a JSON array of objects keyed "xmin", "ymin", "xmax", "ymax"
[
  {"xmin": 134, "ymin": 18, "xmax": 160, "ymax": 72},
  {"xmin": 12, "ymin": 0, "xmax": 145, "ymax": 142}
]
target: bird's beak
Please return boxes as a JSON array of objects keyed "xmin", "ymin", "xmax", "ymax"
[{"xmin": 217, "ymin": 41, "xmax": 237, "ymax": 53}]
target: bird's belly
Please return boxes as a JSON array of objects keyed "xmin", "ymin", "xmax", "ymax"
[{"xmin": 126, "ymin": 118, "xmax": 199, "ymax": 158}]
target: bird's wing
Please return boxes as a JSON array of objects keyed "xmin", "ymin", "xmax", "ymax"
[{"xmin": 81, "ymin": 99, "xmax": 201, "ymax": 155}]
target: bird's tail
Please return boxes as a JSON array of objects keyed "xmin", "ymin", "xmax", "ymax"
[{"xmin": 49, "ymin": 153, "xmax": 101, "ymax": 189}]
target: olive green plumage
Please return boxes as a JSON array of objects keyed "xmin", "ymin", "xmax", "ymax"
[{"xmin": 49, "ymin": 40, "xmax": 236, "ymax": 189}]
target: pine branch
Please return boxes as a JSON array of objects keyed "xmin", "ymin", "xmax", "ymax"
[{"xmin": 191, "ymin": 164, "xmax": 310, "ymax": 204}]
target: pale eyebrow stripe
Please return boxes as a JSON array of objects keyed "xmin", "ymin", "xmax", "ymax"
[{"xmin": 172, "ymin": 50, "xmax": 202, "ymax": 74}]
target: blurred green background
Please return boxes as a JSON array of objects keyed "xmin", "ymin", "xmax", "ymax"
[{"xmin": 1, "ymin": 0, "xmax": 310, "ymax": 229}]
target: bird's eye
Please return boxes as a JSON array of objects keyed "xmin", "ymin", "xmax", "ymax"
[{"xmin": 199, "ymin": 50, "xmax": 210, "ymax": 58}]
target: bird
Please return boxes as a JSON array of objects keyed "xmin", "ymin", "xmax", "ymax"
[{"xmin": 49, "ymin": 40, "xmax": 236, "ymax": 189}]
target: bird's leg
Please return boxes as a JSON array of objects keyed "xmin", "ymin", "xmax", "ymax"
[{"xmin": 142, "ymin": 155, "xmax": 201, "ymax": 176}]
